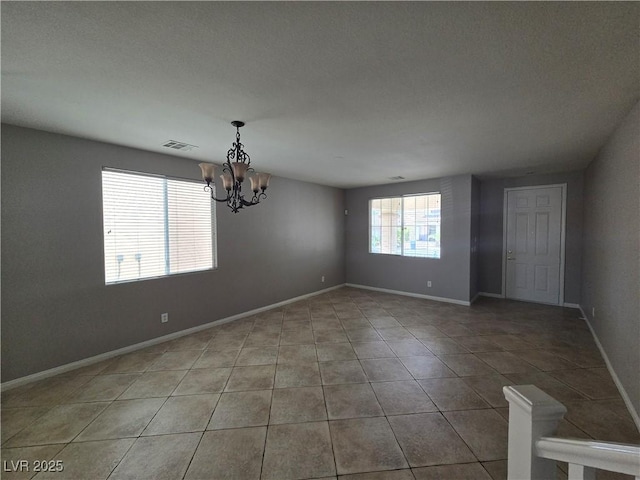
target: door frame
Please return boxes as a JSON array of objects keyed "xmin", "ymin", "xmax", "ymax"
[{"xmin": 501, "ymin": 183, "xmax": 567, "ymax": 305}]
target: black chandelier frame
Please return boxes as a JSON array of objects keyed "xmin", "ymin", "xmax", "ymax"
[{"xmin": 203, "ymin": 121, "xmax": 268, "ymax": 213}]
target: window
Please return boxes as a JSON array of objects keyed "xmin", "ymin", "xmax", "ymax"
[
  {"xmin": 102, "ymin": 169, "xmax": 215, "ymax": 284},
  {"xmin": 370, "ymin": 193, "xmax": 441, "ymax": 258}
]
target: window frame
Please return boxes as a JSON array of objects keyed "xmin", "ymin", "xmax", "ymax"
[
  {"xmin": 368, "ymin": 192, "xmax": 441, "ymax": 259},
  {"xmin": 101, "ymin": 167, "xmax": 217, "ymax": 285}
]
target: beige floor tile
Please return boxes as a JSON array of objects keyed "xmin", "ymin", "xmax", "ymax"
[
  {"xmin": 454, "ymin": 337, "xmax": 503, "ymax": 353},
  {"xmin": 475, "ymin": 352, "xmax": 539, "ymax": 374},
  {"xmin": 361, "ymin": 358, "xmax": 413, "ymax": 382},
  {"xmin": 548, "ymin": 347, "xmax": 605, "ymax": 368},
  {"xmin": 313, "ymin": 319, "xmax": 344, "ymax": 331},
  {"xmin": 69, "ymin": 374, "xmax": 140, "ymax": 403},
  {"xmin": 341, "ymin": 318, "xmax": 374, "ymax": 330},
  {"xmin": 71, "ymin": 358, "xmax": 117, "ymax": 376},
  {"xmin": 172, "ymin": 367, "xmax": 231, "ymax": 395},
  {"xmin": 269, "ymin": 386, "xmax": 327, "ymax": 424},
  {"xmin": 33, "ymin": 439, "xmax": 134, "ymax": 480},
  {"xmin": 118, "ymin": 370, "xmax": 186, "ymax": 399},
  {"xmin": 108, "ymin": 432, "xmax": 201, "ymax": 480},
  {"xmin": 277, "ymin": 344, "xmax": 318, "ymax": 364},
  {"xmin": 387, "ymin": 340, "xmax": 432, "ymax": 357},
  {"xmin": 594, "ymin": 398, "xmax": 637, "ymax": 422},
  {"xmin": 244, "ymin": 331, "xmax": 280, "ymax": 347},
  {"xmin": 314, "ymin": 329, "xmax": 350, "ymax": 343},
  {"xmin": 513, "ymin": 350, "xmax": 578, "ymax": 371},
  {"xmin": 207, "ymin": 335, "xmax": 247, "ymax": 350},
  {"xmin": 6, "ymin": 375, "xmax": 93, "ymax": 407},
  {"xmin": 1, "ymin": 445, "xmax": 64, "ymax": 480},
  {"xmin": 462, "ymin": 374, "xmax": 513, "ymax": 408},
  {"xmin": 143, "ymin": 394, "xmax": 218, "ymax": 435},
  {"xmin": 4, "ymin": 403, "xmax": 108, "ymax": 447},
  {"xmin": 504, "ymin": 371, "xmax": 587, "ymax": 403},
  {"xmin": 147, "ymin": 350, "xmax": 202, "ymax": 371},
  {"xmin": 224, "ymin": 365, "xmax": 275, "ymax": 391},
  {"xmin": 444, "ymin": 409, "xmax": 508, "ymax": 461},
  {"xmin": 75, "ymin": 398, "xmax": 165, "ymax": 441},
  {"xmin": 280, "ymin": 329, "xmax": 314, "ymax": 345},
  {"xmin": 262, "ymin": 422, "xmax": 336, "ymax": 480},
  {"xmin": 367, "ymin": 317, "xmax": 403, "ymax": 329},
  {"xmin": 100, "ymin": 353, "xmax": 162, "ymax": 374},
  {"xmin": 399, "ymin": 356, "xmax": 456, "ymax": 379},
  {"xmin": 482, "ymin": 460, "xmax": 507, "ymax": 480},
  {"xmin": 346, "ymin": 328, "xmax": 383, "ymax": 343},
  {"xmin": 317, "ymin": 343, "xmax": 357, "ymax": 362},
  {"xmin": 192, "ymin": 348, "xmax": 239, "ymax": 368},
  {"xmin": 319, "ymin": 360, "xmax": 368, "ymax": 385},
  {"xmin": 330, "ymin": 417, "xmax": 408, "ymax": 474},
  {"xmin": 352, "ymin": 342, "xmax": 396, "ymax": 359},
  {"xmin": 376, "ymin": 328, "xmax": 415, "ymax": 341},
  {"xmin": 184, "ymin": 427, "xmax": 266, "ymax": 480},
  {"xmin": 405, "ymin": 325, "xmax": 447, "ymax": 339},
  {"xmin": 371, "ymin": 380, "xmax": 437, "ymax": 415},
  {"xmin": 418, "ymin": 377, "xmax": 490, "ymax": 411},
  {"xmin": 163, "ymin": 333, "xmax": 211, "ymax": 351},
  {"xmin": 388, "ymin": 413, "xmax": 475, "ymax": 467},
  {"xmin": 275, "ymin": 362, "xmax": 322, "ymax": 388},
  {"xmin": 436, "ymin": 323, "xmax": 476, "ymax": 337},
  {"xmin": 324, "ymin": 383, "xmax": 383, "ymax": 420},
  {"xmin": 550, "ymin": 369, "xmax": 621, "ymax": 399},
  {"xmin": 235, "ymin": 346, "xmax": 279, "ymax": 366},
  {"xmin": 412, "ymin": 462, "xmax": 492, "ymax": 479},
  {"xmin": 208, "ymin": 390, "xmax": 272, "ymax": 429},
  {"xmin": 419, "ymin": 337, "xmax": 468, "ymax": 354},
  {"xmin": 438, "ymin": 354, "xmax": 497, "ymax": 376},
  {"xmin": 339, "ymin": 470, "xmax": 415, "ymax": 480},
  {"xmin": 563, "ymin": 401, "xmax": 640, "ymax": 443},
  {"xmin": 1, "ymin": 406, "xmax": 51, "ymax": 444},
  {"xmin": 480, "ymin": 335, "xmax": 535, "ymax": 351}
]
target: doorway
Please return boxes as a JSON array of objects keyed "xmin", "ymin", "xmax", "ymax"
[{"xmin": 503, "ymin": 184, "xmax": 566, "ymax": 305}]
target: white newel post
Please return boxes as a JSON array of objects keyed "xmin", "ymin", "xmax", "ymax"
[{"xmin": 503, "ymin": 385, "xmax": 568, "ymax": 480}]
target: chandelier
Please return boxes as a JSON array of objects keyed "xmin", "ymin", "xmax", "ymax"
[{"xmin": 199, "ymin": 121, "xmax": 271, "ymax": 213}]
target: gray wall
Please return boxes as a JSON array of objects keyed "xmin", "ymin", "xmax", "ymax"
[
  {"xmin": 345, "ymin": 175, "xmax": 473, "ymax": 303},
  {"xmin": 1, "ymin": 124, "xmax": 345, "ymax": 381},
  {"xmin": 581, "ymin": 101, "xmax": 640, "ymax": 417},
  {"xmin": 469, "ymin": 176, "xmax": 480, "ymax": 299},
  {"xmin": 478, "ymin": 171, "xmax": 584, "ymax": 304}
]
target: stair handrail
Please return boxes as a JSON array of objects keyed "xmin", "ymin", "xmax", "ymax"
[{"xmin": 503, "ymin": 385, "xmax": 640, "ymax": 480}]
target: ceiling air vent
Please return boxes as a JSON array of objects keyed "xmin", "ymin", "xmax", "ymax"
[
  {"xmin": 162, "ymin": 140, "xmax": 198, "ymax": 152},
  {"xmin": 389, "ymin": 176, "xmax": 405, "ymax": 181}
]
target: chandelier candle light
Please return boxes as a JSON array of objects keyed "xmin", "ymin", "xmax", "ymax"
[{"xmin": 199, "ymin": 121, "xmax": 271, "ymax": 213}]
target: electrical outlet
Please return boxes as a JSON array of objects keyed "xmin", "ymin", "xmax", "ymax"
[
  {"xmin": 161, "ymin": 313, "xmax": 169, "ymax": 323},
  {"xmin": 321, "ymin": 276, "xmax": 325, "ymax": 283},
  {"xmin": 427, "ymin": 281, "xmax": 432, "ymax": 288}
]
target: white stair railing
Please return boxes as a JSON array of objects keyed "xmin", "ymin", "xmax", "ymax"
[{"xmin": 503, "ymin": 385, "xmax": 640, "ymax": 480}]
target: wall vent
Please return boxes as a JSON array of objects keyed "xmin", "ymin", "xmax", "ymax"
[{"xmin": 162, "ymin": 140, "xmax": 198, "ymax": 152}]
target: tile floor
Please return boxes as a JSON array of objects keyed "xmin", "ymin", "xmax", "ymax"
[{"xmin": 2, "ymin": 287, "xmax": 639, "ymax": 479}]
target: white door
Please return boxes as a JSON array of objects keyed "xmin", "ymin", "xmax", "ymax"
[{"xmin": 504, "ymin": 186, "xmax": 565, "ymax": 305}]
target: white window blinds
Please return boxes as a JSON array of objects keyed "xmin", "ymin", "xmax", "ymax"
[{"xmin": 102, "ymin": 169, "xmax": 215, "ymax": 284}]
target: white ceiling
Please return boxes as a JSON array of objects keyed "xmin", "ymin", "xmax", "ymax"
[{"xmin": 2, "ymin": 2, "xmax": 638, "ymax": 188}]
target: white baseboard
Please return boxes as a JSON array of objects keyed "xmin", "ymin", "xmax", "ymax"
[
  {"xmin": 470, "ymin": 292, "xmax": 481, "ymax": 304},
  {"xmin": 1, "ymin": 284, "xmax": 345, "ymax": 391},
  {"xmin": 563, "ymin": 302, "xmax": 580, "ymax": 308},
  {"xmin": 579, "ymin": 305, "xmax": 640, "ymax": 430},
  {"xmin": 345, "ymin": 283, "xmax": 471, "ymax": 306},
  {"xmin": 478, "ymin": 292, "xmax": 505, "ymax": 299}
]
